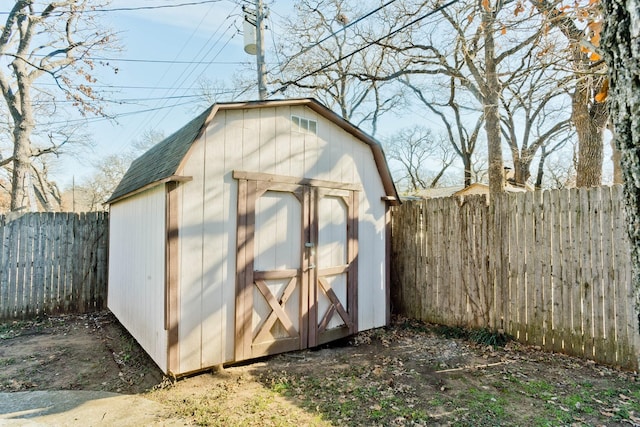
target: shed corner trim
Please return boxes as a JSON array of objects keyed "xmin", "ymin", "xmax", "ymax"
[{"xmin": 381, "ymin": 196, "xmax": 400, "ymax": 206}]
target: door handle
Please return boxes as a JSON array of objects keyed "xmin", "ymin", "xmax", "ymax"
[{"xmin": 305, "ymin": 242, "xmax": 316, "ymax": 270}]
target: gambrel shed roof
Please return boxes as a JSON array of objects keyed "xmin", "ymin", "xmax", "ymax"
[{"xmin": 106, "ymin": 98, "xmax": 399, "ymax": 205}]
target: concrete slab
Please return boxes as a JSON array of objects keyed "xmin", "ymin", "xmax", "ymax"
[{"xmin": 0, "ymin": 391, "xmax": 184, "ymax": 426}]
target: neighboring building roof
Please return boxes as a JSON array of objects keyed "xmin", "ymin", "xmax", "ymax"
[
  {"xmin": 106, "ymin": 99, "xmax": 399, "ymax": 205},
  {"xmin": 453, "ymin": 182, "xmax": 532, "ymax": 198},
  {"xmin": 412, "ymin": 179, "xmax": 533, "ymax": 202},
  {"xmin": 453, "ymin": 182, "xmax": 489, "ymax": 197},
  {"xmin": 414, "ymin": 186, "xmax": 465, "ymax": 199}
]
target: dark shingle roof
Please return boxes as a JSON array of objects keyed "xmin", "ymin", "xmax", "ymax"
[{"xmin": 106, "ymin": 105, "xmax": 214, "ymax": 204}]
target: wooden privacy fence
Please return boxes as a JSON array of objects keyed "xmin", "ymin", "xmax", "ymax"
[
  {"xmin": 391, "ymin": 186, "xmax": 640, "ymax": 370},
  {"xmin": 0, "ymin": 212, "xmax": 109, "ymax": 320}
]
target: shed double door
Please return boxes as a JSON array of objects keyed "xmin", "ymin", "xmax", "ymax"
[{"xmin": 234, "ymin": 173, "xmax": 358, "ymax": 361}]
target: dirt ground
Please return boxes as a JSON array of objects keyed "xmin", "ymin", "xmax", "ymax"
[{"xmin": 1, "ymin": 312, "xmax": 639, "ymax": 426}]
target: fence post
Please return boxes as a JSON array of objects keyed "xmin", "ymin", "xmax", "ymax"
[
  {"xmin": 0, "ymin": 215, "xmax": 6, "ymax": 318},
  {"xmin": 489, "ymin": 192, "xmax": 503, "ymax": 331}
]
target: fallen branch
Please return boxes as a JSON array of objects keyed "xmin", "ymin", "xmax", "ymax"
[{"xmin": 435, "ymin": 360, "xmax": 512, "ymax": 373}]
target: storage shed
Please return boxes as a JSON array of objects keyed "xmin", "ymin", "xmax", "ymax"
[{"xmin": 106, "ymin": 99, "xmax": 399, "ymax": 376}]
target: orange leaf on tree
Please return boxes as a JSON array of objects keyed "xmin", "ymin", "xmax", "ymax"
[
  {"xmin": 501, "ymin": 25, "xmax": 507, "ymax": 35},
  {"xmin": 588, "ymin": 21, "xmax": 603, "ymax": 32},
  {"xmin": 590, "ymin": 52, "xmax": 602, "ymax": 61},
  {"xmin": 595, "ymin": 78, "xmax": 609, "ymax": 103},
  {"xmin": 482, "ymin": 0, "xmax": 491, "ymax": 11}
]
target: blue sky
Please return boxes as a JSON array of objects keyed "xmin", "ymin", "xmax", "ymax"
[{"xmin": 55, "ymin": 0, "xmax": 273, "ymax": 187}]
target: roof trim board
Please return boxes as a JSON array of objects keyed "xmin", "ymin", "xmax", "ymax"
[{"xmin": 106, "ymin": 175, "xmax": 193, "ymax": 205}]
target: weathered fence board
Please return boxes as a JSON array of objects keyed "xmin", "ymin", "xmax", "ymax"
[
  {"xmin": 391, "ymin": 186, "xmax": 640, "ymax": 370},
  {"xmin": 0, "ymin": 212, "xmax": 108, "ymax": 320}
]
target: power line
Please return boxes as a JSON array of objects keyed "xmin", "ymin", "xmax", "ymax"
[
  {"xmin": 37, "ymin": 83, "xmax": 229, "ymax": 91},
  {"xmin": 126, "ymin": 4, "xmax": 240, "ymax": 140},
  {"xmin": 120, "ymin": 2, "xmax": 234, "ymax": 145},
  {"xmin": 153, "ymin": 26, "xmax": 238, "ymax": 126},
  {"xmin": 30, "ymin": 93, "xmax": 236, "ymax": 106},
  {"xmin": 149, "ymin": 22, "xmax": 237, "ymax": 123},
  {"xmin": 92, "ymin": 0, "xmax": 225, "ymax": 12},
  {"xmin": 39, "ymin": 101, "xmax": 199, "ymax": 127},
  {"xmin": 0, "ymin": 1, "xmax": 225, "ymax": 15},
  {"xmin": 25, "ymin": 54, "xmax": 253, "ymax": 65},
  {"xmin": 266, "ymin": 11, "xmax": 285, "ymax": 84},
  {"xmin": 93, "ymin": 57, "xmax": 251, "ymax": 65},
  {"xmin": 272, "ymin": 0, "xmax": 460, "ymax": 96},
  {"xmin": 279, "ymin": 0, "xmax": 401, "ymax": 67},
  {"xmin": 34, "ymin": 83, "xmax": 237, "ymax": 94}
]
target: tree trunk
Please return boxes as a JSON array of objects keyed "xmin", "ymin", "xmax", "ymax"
[
  {"xmin": 535, "ymin": 146, "xmax": 548, "ymax": 190},
  {"xmin": 603, "ymin": 0, "xmax": 640, "ymax": 347},
  {"xmin": 610, "ymin": 133, "xmax": 624, "ymax": 184},
  {"xmin": 482, "ymin": 6, "xmax": 504, "ymax": 194},
  {"xmin": 463, "ymin": 154, "xmax": 472, "ymax": 187},
  {"xmin": 515, "ymin": 158, "xmax": 531, "ymax": 186},
  {"xmin": 10, "ymin": 126, "xmax": 32, "ymax": 212},
  {"xmin": 528, "ymin": 1, "xmax": 609, "ymax": 188},
  {"xmin": 573, "ymin": 75, "xmax": 605, "ymax": 187},
  {"xmin": 575, "ymin": 125, "xmax": 604, "ymax": 187}
]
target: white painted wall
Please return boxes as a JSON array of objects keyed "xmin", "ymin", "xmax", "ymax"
[
  {"xmin": 108, "ymin": 185, "xmax": 168, "ymax": 372},
  {"xmin": 176, "ymin": 105, "xmax": 389, "ymax": 372}
]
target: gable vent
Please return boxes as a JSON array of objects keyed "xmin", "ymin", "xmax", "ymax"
[{"xmin": 291, "ymin": 115, "xmax": 317, "ymax": 135}]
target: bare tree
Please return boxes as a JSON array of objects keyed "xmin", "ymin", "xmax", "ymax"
[
  {"xmin": 384, "ymin": 126, "xmax": 456, "ymax": 192},
  {"xmin": 470, "ymin": 146, "xmax": 489, "ymax": 185},
  {"xmin": 194, "ymin": 76, "xmax": 248, "ymax": 109},
  {"xmin": 30, "ymin": 157, "xmax": 62, "ymax": 210},
  {"xmin": 1, "ymin": 106, "xmax": 95, "ymax": 212},
  {"xmin": 401, "ymin": 76, "xmax": 484, "ymax": 187},
  {"xmin": 363, "ymin": 0, "xmax": 560, "ymax": 193},
  {"xmin": 533, "ymin": 137, "xmax": 573, "ymax": 189},
  {"xmin": 393, "ymin": 11, "xmax": 573, "ymax": 190},
  {"xmin": 78, "ymin": 129, "xmax": 164, "ymax": 211},
  {"xmin": 500, "ymin": 54, "xmax": 574, "ymax": 186},
  {"xmin": 273, "ymin": 0, "xmax": 404, "ymax": 136},
  {"xmin": 530, "ymin": 0, "xmax": 609, "ymax": 187},
  {"xmin": 80, "ymin": 154, "xmax": 132, "ymax": 211},
  {"xmin": 0, "ymin": 1, "xmax": 117, "ymax": 212}
]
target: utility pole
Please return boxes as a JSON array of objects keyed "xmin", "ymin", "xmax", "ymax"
[
  {"xmin": 243, "ymin": 1, "xmax": 267, "ymax": 100},
  {"xmin": 255, "ymin": 0, "xmax": 267, "ymax": 100}
]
